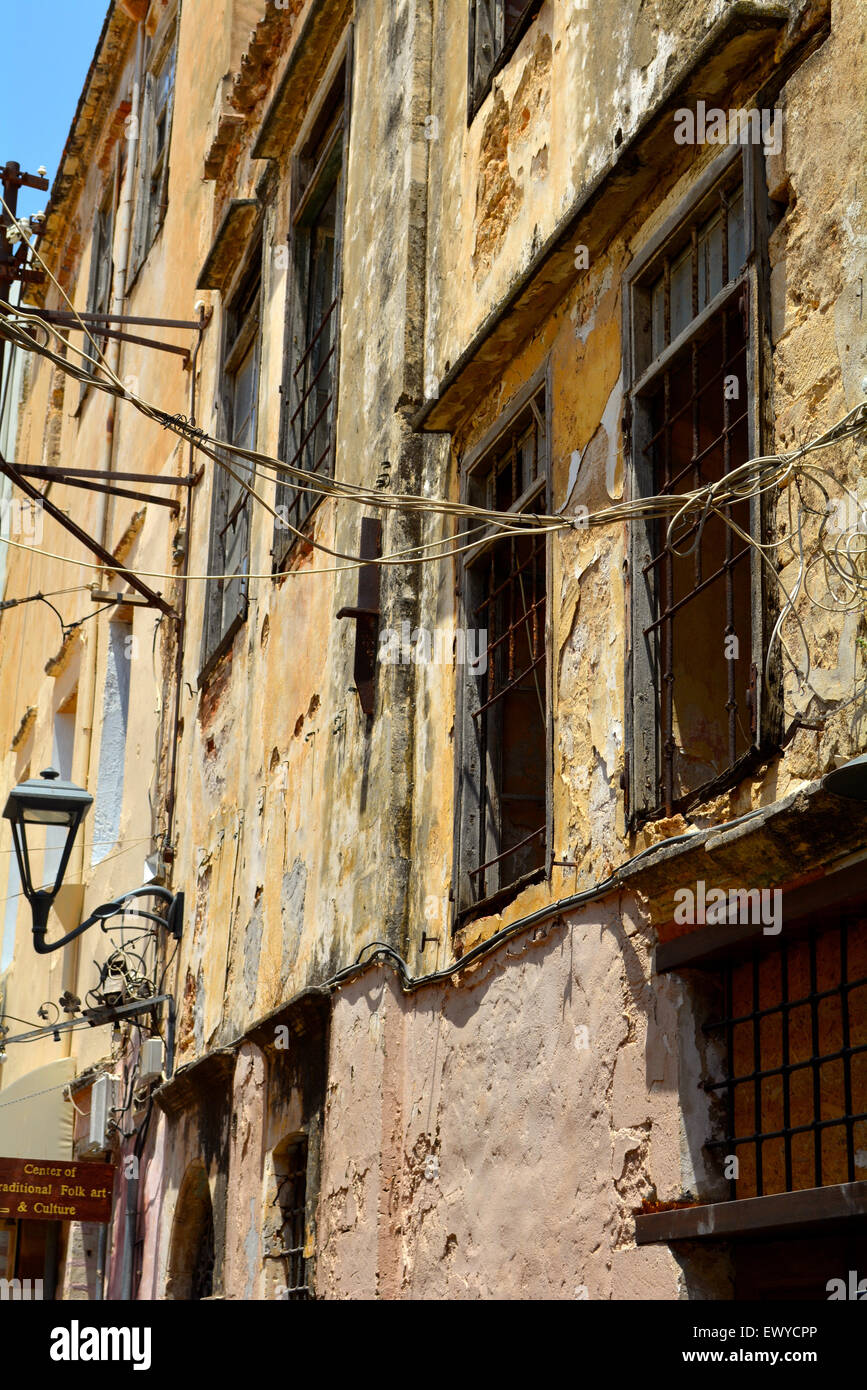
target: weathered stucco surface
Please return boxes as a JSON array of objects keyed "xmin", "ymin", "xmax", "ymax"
[{"xmin": 0, "ymin": 0, "xmax": 864, "ymax": 1301}]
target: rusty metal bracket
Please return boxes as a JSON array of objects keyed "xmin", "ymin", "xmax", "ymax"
[
  {"xmin": 336, "ymin": 517, "xmax": 382, "ymax": 716},
  {"xmin": 26, "ymin": 309, "xmax": 207, "ymax": 369},
  {"xmin": 0, "ymin": 448, "xmax": 176, "ymax": 618}
]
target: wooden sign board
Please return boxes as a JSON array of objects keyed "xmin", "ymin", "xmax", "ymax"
[{"xmin": 0, "ymin": 1156, "xmax": 114, "ymax": 1223}]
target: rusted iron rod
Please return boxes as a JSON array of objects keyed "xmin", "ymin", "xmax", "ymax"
[{"xmin": 0, "ymin": 448, "xmax": 176, "ymax": 617}]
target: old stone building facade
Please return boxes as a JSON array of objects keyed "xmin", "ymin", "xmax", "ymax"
[{"xmin": 0, "ymin": 0, "xmax": 865, "ymax": 1301}]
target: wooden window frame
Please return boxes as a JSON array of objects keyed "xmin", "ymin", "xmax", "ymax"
[
  {"xmin": 622, "ymin": 142, "xmax": 778, "ymax": 829},
  {"xmin": 78, "ymin": 184, "xmax": 116, "ymax": 407},
  {"xmin": 467, "ymin": 0, "xmax": 543, "ymax": 123},
  {"xmin": 273, "ymin": 33, "xmax": 352, "ymax": 573},
  {"xmin": 128, "ymin": 18, "xmax": 178, "ymax": 286},
  {"xmin": 453, "ymin": 362, "xmax": 554, "ymax": 924}
]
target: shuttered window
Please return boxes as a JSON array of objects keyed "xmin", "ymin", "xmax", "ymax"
[
  {"xmin": 468, "ymin": 0, "xmax": 541, "ymax": 119},
  {"xmin": 200, "ymin": 249, "xmax": 262, "ymax": 679},
  {"xmin": 128, "ymin": 27, "xmax": 177, "ymax": 283},
  {"xmin": 82, "ymin": 193, "xmax": 114, "ymax": 382}
]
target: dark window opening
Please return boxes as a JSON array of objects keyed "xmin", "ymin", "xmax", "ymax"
[
  {"xmin": 627, "ymin": 166, "xmax": 767, "ymax": 822},
  {"xmin": 273, "ymin": 1137, "xmax": 310, "ymax": 1300},
  {"xmin": 458, "ymin": 387, "xmax": 549, "ymax": 915},
  {"xmin": 468, "ymin": 0, "xmax": 542, "ymax": 120},
  {"xmin": 704, "ymin": 916, "xmax": 867, "ymax": 1201},
  {"xmin": 189, "ymin": 1201, "xmax": 215, "ymax": 1301},
  {"xmin": 274, "ymin": 63, "xmax": 349, "ymax": 567}
]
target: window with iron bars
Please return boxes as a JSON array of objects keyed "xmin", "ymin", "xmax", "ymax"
[
  {"xmin": 272, "ymin": 1137, "xmax": 310, "ymax": 1300},
  {"xmin": 273, "ymin": 59, "xmax": 350, "ymax": 570},
  {"xmin": 625, "ymin": 148, "xmax": 773, "ymax": 824},
  {"xmin": 703, "ymin": 913, "xmax": 867, "ymax": 1201},
  {"xmin": 200, "ymin": 246, "xmax": 261, "ymax": 677},
  {"xmin": 468, "ymin": 1, "xmax": 543, "ymax": 120},
  {"xmin": 455, "ymin": 382, "xmax": 550, "ymax": 917}
]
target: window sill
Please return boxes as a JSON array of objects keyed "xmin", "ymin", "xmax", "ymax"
[
  {"xmin": 456, "ymin": 865, "xmax": 547, "ymax": 930},
  {"xmin": 272, "ymin": 496, "xmax": 325, "ymax": 575},
  {"xmin": 635, "ymin": 1180, "xmax": 867, "ymax": 1246},
  {"xmin": 197, "ymin": 609, "xmax": 246, "ymax": 691}
]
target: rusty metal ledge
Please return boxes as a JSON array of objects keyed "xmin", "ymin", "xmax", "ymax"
[
  {"xmin": 636, "ymin": 1179, "xmax": 867, "ymax": 1245},
  {"xmin": 617, "ymin": 779, "xmax": 867, "ymax": 937}
]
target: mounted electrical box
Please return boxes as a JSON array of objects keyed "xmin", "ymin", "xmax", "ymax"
[
  {"xmin": 138, "ymin": 1037, "xmax": 164, "ymax": 1084},
  {"xmin": 85, "ymin": 1074, "xmax": 113, "ymax": 1153}
]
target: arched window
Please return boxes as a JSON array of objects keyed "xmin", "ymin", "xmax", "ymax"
[
  {"xmin": 269, "ymin": 1136, "xmax": 310, "ymax": 1300},
  {"xmin": 166, "ymin": 1164, "xmax": 216, "ymax": 1301}
]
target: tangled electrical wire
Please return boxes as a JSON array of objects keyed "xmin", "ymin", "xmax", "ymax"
[{"xmin": 0, "ymin": 198, "xmax": 864, "ymax": 722}]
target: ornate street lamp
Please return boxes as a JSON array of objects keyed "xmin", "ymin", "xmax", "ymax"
[
  {"xmin": 3, "ymin": 767, "xmax": 182, "ymax": 952},
  {"xmin": 3, "ymin": 768, "xmax": 92, "ymax": 943}
]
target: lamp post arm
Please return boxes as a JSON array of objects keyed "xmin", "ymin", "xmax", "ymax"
[{"xmin": 31, "ymin": 884, "xmax": 183, "ymax": 954}]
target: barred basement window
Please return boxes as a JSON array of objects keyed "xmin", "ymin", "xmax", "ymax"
[
  {"xmin": 273, "ymin": 1137, "xmax": 310, "ymax": 1300},
  {"xmin": 200, "ymin": 246, "xmax": 262, "ymax": 677},
  {"xmin": 625, "ymin": 147, "xmax": 774, "ymax": 824},
  {"xmin": 468, "ymin": 1, "xmax": 542, "ymax": 120},
  {"xmin": 455, "ymin": 377, "xmax": 550, "ymax": 917},
  {"xmin": 704, "ymin": 914, "xmax": 867, "ymax": 1200},
  {"xmin": 274, "ymin": 53, "xmax": 351, "ymax": 569}
]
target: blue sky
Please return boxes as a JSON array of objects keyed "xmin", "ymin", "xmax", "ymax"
[{"xmin": 2, "ymin": 1, "xmax": 110, "ymax": 220}]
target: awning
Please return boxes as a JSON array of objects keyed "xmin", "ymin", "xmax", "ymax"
[{"xmin": 0, "ymin": 1058, "xmax": 75, "ymax": 1161}]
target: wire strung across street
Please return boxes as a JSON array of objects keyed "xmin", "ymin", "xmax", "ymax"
[{"xmin": 0, "ymin": 200, "xmax": 864, "ymax": 712}]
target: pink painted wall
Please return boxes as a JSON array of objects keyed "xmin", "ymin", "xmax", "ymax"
[{"xmin": 314, "ymin": 897, "xmax": 713, "ymax": 1299}]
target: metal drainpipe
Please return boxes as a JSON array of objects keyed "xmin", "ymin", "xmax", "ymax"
[
  {"xmin": 120, "ymin": 1170, "xmax": 139, "ymax": 1302},
  {"xmin": 95, "ymin": 1222, "xmax": 108, "ymax": 1300},
  {"xmin": 61, "ymin": 21, "xmax": 145, "ymax": 1050},
  {"xmin": 99, "ymin": 17, "xmax": 143, "ymax": 551},
  {"xmin": 111, "ymin": 22, "xmax": 146, "ymax": 1304}
]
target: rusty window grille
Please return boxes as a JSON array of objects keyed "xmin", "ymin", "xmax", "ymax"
[
  {"xmin": 274, "ymin": 63, "xmax": 349, "ymax": 567},
  {"xmin": 703, "ymin": 916, "xmax": 867, "ymax": 1201},
  {"xmin": 468, "ymin": 0, "xmax": 542, "ymax": 119},
  {"xmin": 457, "ymin": 385, "xmax": 549, "ymax": 914},
  {"xmin": 201, "ymin": 249, "xmax": 261, "ymax": 675},
  {"xmin": 273, "ymin": 1138, "xmax": 310, "ymax": 1300},
  {"xmin": 626, "ymin": 160, "xmax": 767, "ymax": 823}
]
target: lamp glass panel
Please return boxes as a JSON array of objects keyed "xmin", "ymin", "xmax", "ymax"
[{"xmin": 22, "ymin": 808, "xmax": 75, "ymax": 826}]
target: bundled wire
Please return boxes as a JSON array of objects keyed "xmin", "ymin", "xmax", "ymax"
[{"xmin": 0, "ymin": 198, "xmax": 864, "ymax": 717}]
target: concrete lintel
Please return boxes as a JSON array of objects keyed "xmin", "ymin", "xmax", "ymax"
[{"xmin": 196, "ymin": 200, "xmax": 260, "ymax": 292}]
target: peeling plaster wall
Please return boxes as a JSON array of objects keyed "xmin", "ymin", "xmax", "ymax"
[
  {"xmin": 314, "ymin": 898, "xmax": 725, "ymax": 1300},
  {"xmin": 1, "ymin": 0, "xmax": 864, "ymax": 1304}
]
